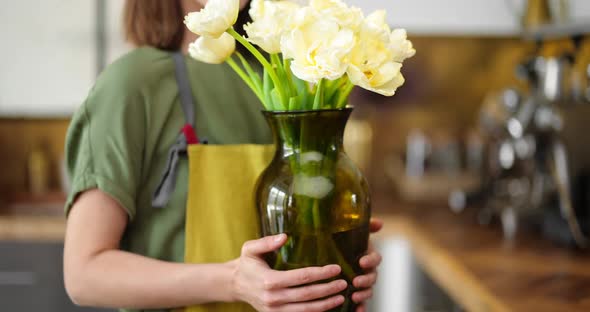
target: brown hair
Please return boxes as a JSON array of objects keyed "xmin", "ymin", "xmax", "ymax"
[{"xmin": 123, "ymin": 0, "xmax": 185, "ymax": 51}]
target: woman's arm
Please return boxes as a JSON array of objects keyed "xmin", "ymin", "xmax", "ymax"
[
  {"xmin": 64, "ymin": 189, "xmax": 346, "ymax": 311},
  {"xmin": 64, "ymin": 189, "xmax": 234, "ymax": 309}
]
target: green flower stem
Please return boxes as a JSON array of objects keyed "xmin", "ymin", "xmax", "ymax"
[
  {"xmin": 336, "ymin": 79, "xmax": 355, "ymax": 108},
  {"xmin": 270, "ymin": 54, "xmax": 286, "ymax": 96},
  {"xmin": 270, "ymin": 54, "xmax": 282, "ymax": 73},
  {"xmin": 324, "ymin": 79, "xmax": 340, "ymax": 107},
  {"xmin": 227, "ymin": 28, "xmax": 287, "ymax": 110},
  {"xmin": 263, "ymin": 69, "xmax": 275, "ymax": 110},
  {"xmin": 313, "ymin": 79, "xmax": 325, "ymax": 110},
  {"xmin": 271, "ymin": 54, "xmax": 296, "ymax": 98},
  {"xmin": 282, "ymin": 58, "xmax": 298, "ymax": 98},
  {"xmin": 328, "ymin": 236, "xmax": 356, "ymax": 280},
  {"xmin": 226, "ymin": 57, "xmax": 267, "ymax": 108},
  {"xmin": 311, "ymin": 200, "xmax": 321, "ymax": 230},
  {"xmin": 236, "ymin": 52, "xmax": 263, "ymax": 95}
]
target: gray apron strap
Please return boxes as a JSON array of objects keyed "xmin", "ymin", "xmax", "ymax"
[
  {"xmin": 172, "ymin": 52, "xmax": 195, "ymax": 126},
  {"xmin": 152, "ymin": 52, "xmax": 198, "ymax": 208}
]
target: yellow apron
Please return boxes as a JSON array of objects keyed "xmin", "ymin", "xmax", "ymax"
[
  {"xmin": 183, "ymin": 144, "xmax": 273, "ymax": 312},
  {"xmin": 152, "ymin": 52, "xmax": 274, "ymax": 312}
]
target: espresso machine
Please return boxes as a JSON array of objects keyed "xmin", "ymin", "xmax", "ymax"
[{"xmin": 474, "ymin": 36, "xmax": 590, "ymax": 248}]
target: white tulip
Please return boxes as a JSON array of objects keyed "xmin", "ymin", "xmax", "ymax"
[
  {"xmin": 184, "ymin": 0, "xmax": 240, "ymax": 38},
  {"xmin": 364, "ymin": 10, "xmax": 415, "ymax": 62},
  {"xmin": 365, "ymin": 10, "xmax": 388, "ymax": 31},
  {"xmin": 348, "ymin": 61, "xmax": 405, "ymax": 96},
  {"xmin": 390, "ymin": 29, "xmax": 416, "ymax": 62},
  {"xmin": 310, "ymin": 0, "xmax": 364, "ymax": 29},
  {"xmin": 346, "ymin": 10, "xmax": 414, "ymax": 96},
  {"xmin": 188, "ymin": 32, "xmax": 236, "ymax": 64},
  {"xmin": 244, "ymin": 0, "xmax": 300, "ymax": 54},
  {"xmin": 281, "ymin": 7, "xmax": 355, "ymax": 83}
]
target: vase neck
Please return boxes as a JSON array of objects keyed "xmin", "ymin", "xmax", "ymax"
[{"xmin": 264, "ymin": 109, "xmax": 352, "ymax": 155}]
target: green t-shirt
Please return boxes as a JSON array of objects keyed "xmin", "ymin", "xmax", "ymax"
[{"xmin": 65, "ymin": 47, "xmax": 271, "ymax": 311}]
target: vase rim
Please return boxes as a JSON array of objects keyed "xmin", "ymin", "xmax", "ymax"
[{"xmin": 261, "ymin": 106, "xmax": 353, "ymax": 116}]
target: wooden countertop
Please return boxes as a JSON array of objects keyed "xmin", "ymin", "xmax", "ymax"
[
  {"xmin": 0, "ymin": 193, "xmax": 67, "ymax": 241},
  {"xmin": 372, "ymin": 192, "xmax": 590, "ymax": 312},
  {"xmin": 0, "ymin": 215, "xmax": 66, "ymax": 241}
]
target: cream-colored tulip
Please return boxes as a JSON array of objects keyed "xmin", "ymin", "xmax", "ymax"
[
  {"xmin": 281, "ymin": 7, "xmax": 355, "ymax": 83},
  {"xmin": 347, "ymin": 10, "xmax": 414, "ymax": 96},
  {"xmin": 310, "ymin": 0, "xmax": 364, "ymax": 29},
  {"xmin": 244, "ymin": 0, "xmax": 300, "ymax": 54},
  {"xmin": 348, "ymin": 61, "xmax": 405, "ymax": 96},
  {"xmin": 364, "ymin": 10, "xmax": 415, "ymax": 62},
  {"xmin": 188, "ymin": 32, "xmax": 236, "ymax": 64},
  {"xmin": 390, "ymin": 29, "xmax": 416, "ymax": 62},
  {"xmin": 184, "ymin": 0, "xmax": 240, "ymax": 38},
  {"xmin": 365, "ymin": 10, "xmax": 388, "ymax": 31}
]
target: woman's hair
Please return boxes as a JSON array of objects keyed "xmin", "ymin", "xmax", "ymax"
[
  {"xmin": 123, "ymin": 0, "xmax": 185, "ymax": 51},
  {"xmin": 123, "ymin": 0, "xmax": 251, "ymax": 51}
]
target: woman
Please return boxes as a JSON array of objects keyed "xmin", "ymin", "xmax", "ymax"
[{"xmin": 63, "ymin": 0, "xmax": 382, "ymax": 311}]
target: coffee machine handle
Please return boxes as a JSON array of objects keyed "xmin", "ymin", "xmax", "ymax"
[{"xmin": 550, "ymin": 141, "xmax": 588, "ymax": 248}]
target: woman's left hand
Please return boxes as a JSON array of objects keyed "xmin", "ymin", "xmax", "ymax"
[{"xmin": 351, "ymin": 218, "xmax": 384, "ymax": 312}]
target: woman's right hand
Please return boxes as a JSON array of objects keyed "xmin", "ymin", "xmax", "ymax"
[{"xmin": 230, "ymin": 233, "xmax": 347, "ymax": 312}]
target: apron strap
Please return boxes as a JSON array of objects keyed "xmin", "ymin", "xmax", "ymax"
[
  {"xmin": 172, "ymin": 52, "xmax": 196, "ymax": 127},
  {"xmin": 152, "ymin": 52, "xmax": 199, "ymax": 208}
]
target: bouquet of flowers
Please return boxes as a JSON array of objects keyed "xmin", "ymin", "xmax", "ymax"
[{"xmin": 184, "ymin": 0, "xmax": 415, "ymax": 111}]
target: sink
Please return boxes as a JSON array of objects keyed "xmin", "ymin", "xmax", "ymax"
[{"xmin": 370, "ymin": 237, "xmax": 460, "ymax": 312}]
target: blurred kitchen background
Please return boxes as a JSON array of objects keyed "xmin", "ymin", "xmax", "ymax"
[{"xmin": 1, "ymin": 0, "xmax": 590, "ymax": 311}]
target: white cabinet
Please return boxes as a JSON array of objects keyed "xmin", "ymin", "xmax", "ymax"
[
  {"xmin": 348, "ymin": 0, "xmax": 590, "ymax": 36},
  {"xmin": 0, "ymin": 0, "xmax": 130, "ymax": 118},
  {"xmin": 0, "ymin": 0, "xmax": 94, "ymax": 117}
]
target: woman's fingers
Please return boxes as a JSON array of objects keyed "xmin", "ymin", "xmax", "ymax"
[
  {"xmin": 356, "ymin": 303, "xmax": 367, "ymax": 312},
  {"xmin": 369, "ymin": 218, "xmax": 384, "ymax": 233},
  {"xmin": 353, "ymin": 271, "xmax": 377, "ymax": 289},
  {"xmin": 270, "ymin": 279, "xmax": 347, "ymax": 304},
  {"xmin": 352, "ymin": 288, "xmax": 373, "ymax": 304},
  {"xmin": 264, "ymin": 264, "xmax": 341, "ymax": 289},
  {"xmin": 359, "ymin": 250, "xmax": 382, "ymax": 270},
  {"xmin": 281, "ymin": 295, "xmax": 345, "ymax": 312},
  {"xmin": 241, "ymin": 234, "xmax": 287, "ymax": 257}
]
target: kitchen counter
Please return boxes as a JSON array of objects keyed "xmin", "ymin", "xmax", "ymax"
[
  {"xmin": 3, "ymin": 194, "xmax": 590, "ymax": 311},
  {"xmin": 0, "ymin": 215, "xmax": 66, "ymax": 241},
  {"xmin": 372, "ymin": 192, "xmax": 590, "ymax": 312},
  {"xmin": 0, "ymin": 192, "xmax": 67, "ymax": 241}
]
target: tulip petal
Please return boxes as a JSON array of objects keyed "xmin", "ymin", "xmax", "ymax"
[{"xmin": 189, "ymin": 33, "xmax": 236, "ymax": 64}]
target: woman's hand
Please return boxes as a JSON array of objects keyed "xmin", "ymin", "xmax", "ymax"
[
  {"xmin": 352, "ymin": 218, "xmax": 384, "ymax": 312},
  {"xmin": 230, "ymin": 234, "xmax": 347, "ymax": 312}
]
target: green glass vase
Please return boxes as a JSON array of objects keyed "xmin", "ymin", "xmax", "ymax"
[{"xmin": 255, "ymin": 107, "xmax": 371, "ymax": 311}]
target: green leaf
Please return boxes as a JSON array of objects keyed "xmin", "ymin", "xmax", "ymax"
[
  {"xmin": 293, "ymin": 75, "xmax": 311, "ymax": 110},
  {"xmin": 263, "ymin": 69, "xmax": 274, "ymax": 110},
  {"xmin": 226, "ymin": 57, "xmax": 267, "ymax": 108},
  {"xmin": 236, "ymin": 52, "xmax": 262, "ymax": 94},
  {"xmin": 282, "ymin": 57, "xmax": 297, "ymax": 97},
  {"xmin": 288, "ymin": 95, "xmax": 302, "ymax": 111},
  {"xmin": 271, "ymin": 88, "xmax": 285, "ymax": 110}
]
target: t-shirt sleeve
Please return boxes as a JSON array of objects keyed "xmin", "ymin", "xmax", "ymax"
[{"xmin": 64, "ymin": 81, "xmax": 145, "ymax": 220}]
